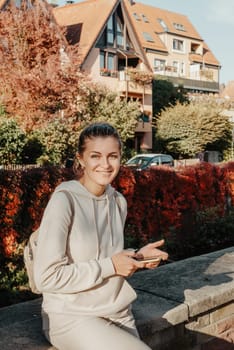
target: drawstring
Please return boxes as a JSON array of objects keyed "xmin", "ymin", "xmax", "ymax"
[
  {"xmin": 92, "ymin": 198, "xmax": 100, "ymax": 259},
  {"xmin": 106, "ymin": 195, "xmax": 113, "ymax": 246},
  {"xmin": 91, "ymin": 193, "xmax": 114, "ymax": 259}
]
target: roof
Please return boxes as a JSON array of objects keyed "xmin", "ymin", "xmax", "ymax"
[
  {"xmin": 1, "ymin": 0, "xmax": 220, "ymax": 68},
  {"xmin": 53, "ymin": 0, "xmax": 118, "ymax": 62},
  {"xmin": 123, "ymin": 0, "xmax": 220, "ymax": 66},
  {"xmin": 123, "ymin": 1, "xmax": 202, "ymax": 52}
]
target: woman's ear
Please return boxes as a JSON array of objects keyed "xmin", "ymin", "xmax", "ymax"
[{"xmin": 76, "ymin": 153, "xmax": 85, "ymax": 169}]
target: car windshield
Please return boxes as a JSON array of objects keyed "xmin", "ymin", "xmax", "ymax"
[{"xmin": 127, "ymin": 156, "xmax": 152, "ymax": 167}]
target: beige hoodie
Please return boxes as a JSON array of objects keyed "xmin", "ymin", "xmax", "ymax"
[{"xmin": 34, "ymin": 180, "xmax": 137, "ymax": 317}]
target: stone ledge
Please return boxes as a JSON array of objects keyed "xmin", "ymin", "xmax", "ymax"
[
  {"xmin": 130, "ymin": 246, "xmax": 234, "ymax": 321},
  {"xmin": 0, "ymin": 247, "xmax": 233, "ymax": 350}
]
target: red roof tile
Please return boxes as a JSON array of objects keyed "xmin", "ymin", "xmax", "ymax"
[{"xmin": 123, "ymin": 0, "xmax": 219, "ymax": 66}]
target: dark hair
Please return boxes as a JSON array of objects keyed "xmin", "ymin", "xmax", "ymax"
[{"xmin": 78, "ymin": 122, "xmax": 122, "ymax": 155}]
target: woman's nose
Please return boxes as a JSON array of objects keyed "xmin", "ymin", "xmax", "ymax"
[{"xmin": 101, "ymin": 157, "xmax": 110, "ymax": 167}]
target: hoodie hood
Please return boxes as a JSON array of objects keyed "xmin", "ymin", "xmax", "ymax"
[{"xmin": 55, "ymin": 179, "xmax": 115, "ymax": 200}]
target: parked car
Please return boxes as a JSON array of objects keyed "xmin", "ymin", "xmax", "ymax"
[{"xmin": 125, "ymin": 153, "xmax": 174, "ymax": 170}]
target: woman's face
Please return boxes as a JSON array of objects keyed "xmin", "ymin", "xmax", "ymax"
[{"xmin": 78, "ymin": 136, "xmax": 121, "ymax": 196}]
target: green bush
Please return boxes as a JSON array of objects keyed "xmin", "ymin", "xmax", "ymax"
[
  {"xmin": 0, "ymin": 117, "xmax": 27, "ymax": 164},
  {"xmin": 165, "ymin": 206, "xmax": 234, "ymax": 260}
]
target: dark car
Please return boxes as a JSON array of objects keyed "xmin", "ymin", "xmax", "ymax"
[{"xmin": 125, "ymin": 153, "xmax": 174, "ymax": 170}]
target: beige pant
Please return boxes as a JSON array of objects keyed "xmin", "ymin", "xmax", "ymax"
[{"xmin": 42, "ymin": 307, "xmax": 151, "ymax": 350}]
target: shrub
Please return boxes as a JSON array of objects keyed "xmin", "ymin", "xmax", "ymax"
[
  {"xmin": 0, "ymin": 161, "xmax": 233, "ymax": 306},
  {"xmin": 0, "ymin": 117, "xmax": 27, "ymax": 164}
]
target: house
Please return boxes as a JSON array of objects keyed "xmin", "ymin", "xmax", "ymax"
[
  {"xmin": 53, "ymin": 0, "xmax": 220, "ymax": 151},
  {"xmin": 53, "ymin": 0, "xmax": 153, "ymax": 150},
  {"xmin": 1, "ymin": 0, "xmax": 221, "ymax": 151},
  {"xmin": 123, "ymin": 1, "xmax": 220, "ymax": 94}
]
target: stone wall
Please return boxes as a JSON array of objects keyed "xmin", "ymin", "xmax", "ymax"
[{"xmin": 0, "ymin": 247, "xmax": 233, "ymax": 350}]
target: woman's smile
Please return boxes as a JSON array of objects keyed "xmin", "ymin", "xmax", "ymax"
[{"xmin": 78, "ymin": 136, "xmax": 121, "ymax": 196}]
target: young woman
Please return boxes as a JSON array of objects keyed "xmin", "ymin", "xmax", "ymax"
[{"xmin": 34, "ymin": 122, "xmax": 168, "ymax": 350}]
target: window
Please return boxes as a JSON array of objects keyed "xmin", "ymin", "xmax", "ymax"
[
  {"xmin": 151, "ymin": 157, "xmax": 160, "ymax": 166},
  {"xmin": 154, "ymin": 59, "xmax": 166, "ymax": 72},
  {"xmin": 100, "ymin": 51, "xmax": 105, "ymax": 69},
  {"xmin": 100, "ymin": 51, "xmax": 115, "ymax": 72},
  {"xmin": 173, "ymin": 38, "xmax": 184, "ymax": 52},
  {"xmin": 173, "ymin": 23, "xmax": 186, "ymax": 31},
  {"xmin": 65, "ymin": 24, "xmax": 82, "ymax": 45},
  {"xmin": 14, "ymin": 0, "xmax": 33, "ymax": 8},
  {"xmin": 133, "ymin": 13, "xmax": 140, "ymax": 21},
  {"xmin": 116, "ymin": 20, "xmax": 123, "ymax": 47},
  {"xmin": 143, "ymin": 32, "xmax": 154, "ymax": 42},
  {"xmin": 157, "ymin": 18, "xmax": 168, "ymax": 32},
  {"xmin": 161, "ymin": 155, "xmax": 174, "ymax": 166},
  {"xmin": 172, "ymin": 61, "xmax": 178, "ymax": 73},
  {"xmin": 141, "ymin": 14, "xmax": 149, "ymax": 23},
  {"xmin": 107, "ymin": 53, "xmax": 115, "ymax": 70},
  {"xmin": 107, "ymin": 16, "xmax": 114, "ymax": 45},
  {"xmin": 180, "ymin": 62, "xmax": 185, "ymax": 75},
  {"xmin": 191, "ymin": 42, "xmax": 200, "ymax": 54},
  {"xmin": 104, "ymin": 15, "xmax": 126, "ymax": 48}
]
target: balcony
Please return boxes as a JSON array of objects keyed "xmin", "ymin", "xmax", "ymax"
[
  {"xmin": 154, "ymin": 74, "xmax": 219, "ymax": 93},
  {"xmin": 154, "ymin": 65, "xmax": 177, "ymax": 77},
  {"xmin": 118, "ymin": 69, "xmax": 152, "ymax": 95},
  {"xmin": 100, "ymin": 68, "xmax": 118, "ymax": 78},
  {"xmin": 118, "ymin": 80, "xmax": 152, "ymax": 95}
]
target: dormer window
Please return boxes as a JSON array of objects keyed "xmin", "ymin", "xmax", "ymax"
[
  {"xmin": 143, "ymin": 32, "xmax": 154, "ymax": 42},
  {"xmin": 173, "ymin": 23, "xmax": 186, "ymax": 31},
  {"xmin": 133, "ymin": 13, "xmax": 141, "ymax": 21},
  {"xmin": 141, "ymin": 14, "xmax": 149, "ymax": 23},
  {"xmin": 157, "ymin": 18, "xmax": 168, "ymax": 32}
]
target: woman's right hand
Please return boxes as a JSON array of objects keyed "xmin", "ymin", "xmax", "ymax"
[{"xmin": 111, "ymin": 250, "xmax": 145, "ymax": 277}]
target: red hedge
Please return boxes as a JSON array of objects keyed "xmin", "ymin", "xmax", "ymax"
[{"xmin": 0, "ymin": 162, "xmax": 233, "ymax": 257}]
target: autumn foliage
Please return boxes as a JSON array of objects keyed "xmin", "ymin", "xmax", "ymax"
[
  {"xmin": 115, "ymin": 162, "xmax": 234, "ymax": 248},
  {"xmin": 0, "ymin": 1, "xmax": 87, "ymax": 131},
  {"xmin": 0, "ymin": 162, "xmax": 233, "ymax": 260}
]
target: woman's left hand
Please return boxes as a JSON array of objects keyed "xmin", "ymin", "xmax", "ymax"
[{"xmin": 135, "ymin": 239, "xmax": 168, "ymax": 269}]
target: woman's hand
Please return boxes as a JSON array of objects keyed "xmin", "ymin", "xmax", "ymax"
[
  {"xmin": 136, "ymin": 239, "xmax": 168, "ymax": 269},
  {"xmin": 111, "ymin": 250, "xmax": 146, "ymax": 277}
]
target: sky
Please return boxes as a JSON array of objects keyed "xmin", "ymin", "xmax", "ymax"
[{"xmin": 57, "ymin": 0, "xmax": 234, "ymax": 86}]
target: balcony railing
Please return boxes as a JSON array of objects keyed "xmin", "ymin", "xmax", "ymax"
[
  {"xmin": 117, "ymin": 80, "xmax": 152, "ymax": 95},
  {"xmin": 99, "ymin": 67, "xmax": 219, "ymax": 93},
  {"xmin": 118, "ymin": 69, "xmax": 152, "ymax": 94},
  {"xmin": 100, "ymin": 69, "xmax": 118, "ymax": 77},
  {"xmin": 154, "ymin": 74, "xmax": 220, "ymax": 93}
]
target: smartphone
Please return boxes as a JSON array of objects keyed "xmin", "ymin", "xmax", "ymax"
[{"xmin": 134, "ymin": 256, "xmax": 162, "ymax": 263}]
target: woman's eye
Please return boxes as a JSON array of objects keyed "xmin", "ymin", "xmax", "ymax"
[
  {"xmin": 109, "ymin": 155, "xmax": 118, "ymax": 159},
  {"xmin": 91, "ymin": 154, "xmax": 100, "ymax": 159}
]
